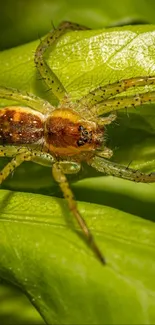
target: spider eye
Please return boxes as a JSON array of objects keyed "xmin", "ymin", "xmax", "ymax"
[
  {"xmin": 82, "ymin": 130, "xmax": 88, "ymax": 136},
  {"xmin": 78, "ymin": 125, "xmax": 84, "ymax": 131},
  {"xmin": 77, "ymin": 139, "xmax": 85, "ymax": 146}
]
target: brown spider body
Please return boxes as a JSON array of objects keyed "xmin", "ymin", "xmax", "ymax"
[
  {"xmin": 0, "ymin": 106, "xmax": 104, "ymax": 159},
  {"xmin": 45, "ymin": 108, "xmax": 104, "ymax": 158}
]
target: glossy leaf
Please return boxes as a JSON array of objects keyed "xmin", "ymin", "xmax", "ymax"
[
  {"xmin": 0, "ymin": 189, "xmax": 155, "ymax": 324},
  {"xmin": 0, "ymin": 23, "xmax": 155, "ymax": 325}
]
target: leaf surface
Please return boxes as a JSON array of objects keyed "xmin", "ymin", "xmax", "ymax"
[{"xmin": 0, "ymin": 24, "xmax": 155, "ymax": 324}]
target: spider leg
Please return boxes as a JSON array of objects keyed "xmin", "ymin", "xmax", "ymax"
[
  {"xmin": 32, "ymin": 154, "xmax": 81, "ymax": 173},
  {"xmin": 52, "ymin": 162, "xmax": 105, "ymax": 265},
  {"xmin": 89, "ymin": 156, "xmax": 155, "ymax": 183},
  {"xmin": 97, "ymin": 113, "xmax": 117, "ymax": 125},
  {"xmin": 96, "ymin": 147, "xmax": 113, "ymax": 159},
  {"xmin": 0, "ymin": 86, "xmax": 53, "ymax": 114},
  {"xmin": 34, "ymin": 21, "xmax": 89, "ymax": 102},
  {"xmin": 0, "ymin": 150, "xmax": 33, "ymax": 184},
  {"xmin": 92, "ymin": 91, "xmax": 155, "ymax": 116},
  {"xmin": 0, "ymin": 145, "xmax": 24, "ymax": 157},
  {"xmin": 78, "ymin": 76, "xmax": 155, "ymax": 108},
  {"xmin": 0, "ymin": 147, "xmax": 56, "ymax": 183}
]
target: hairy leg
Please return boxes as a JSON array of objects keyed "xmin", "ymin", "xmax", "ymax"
[
  {"xmin": 0, "ymin": 150, "xmax": 32, "ymax": 184},
  {"xmin": 78, "ymin": 76, "xmax": 155, "ymax": 108},
  {"xmin": 89, "ymin": 156, "xmax": 155, "ymax": 183},
  {"xmin": 35, "ymin": 21, "xmax": 88, "ymax": 101},
  {"xmin": 52, "ymin": 162, "xmax": 105, "ymax": 265},
  {"xmin": 0, "ymin": 86, "xmax": 53, "ymax": 114},
  {"xmin": 92, "ymin": 91, "xmax": 155, "ymax": 116},
  {"xmin": 0, "ymin": 147, "xmax": 56, "ymax": 183}
]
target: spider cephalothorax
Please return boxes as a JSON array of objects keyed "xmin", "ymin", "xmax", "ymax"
[
  {"xmin": 0, "ymin": 21, "xmax": 155, "ymax": 264},
  {"xmin": 44, "ymin": 108, "xmax": 104, "ymax": 157}
]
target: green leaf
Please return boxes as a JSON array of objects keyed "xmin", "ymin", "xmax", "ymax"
[
  {"xmin": 0, "ymin": 24, "xmax": 155, "ymax": 324},
  {"xmin": 0, "ymin": 189, "xmax": 155, "ymax": 324},
  {"xmin": 0, "ymin": 280, "xmax": 44, "ymax": 324}
]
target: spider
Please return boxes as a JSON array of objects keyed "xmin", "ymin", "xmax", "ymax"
[{"xmin": 0, "ymin": 21, "xmax": 155, "ymax": 265}]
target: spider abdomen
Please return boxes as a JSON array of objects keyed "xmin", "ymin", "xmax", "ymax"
[{"xmin": 0, "ymin": 106, "xmax": 44, "ymax": 145}]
